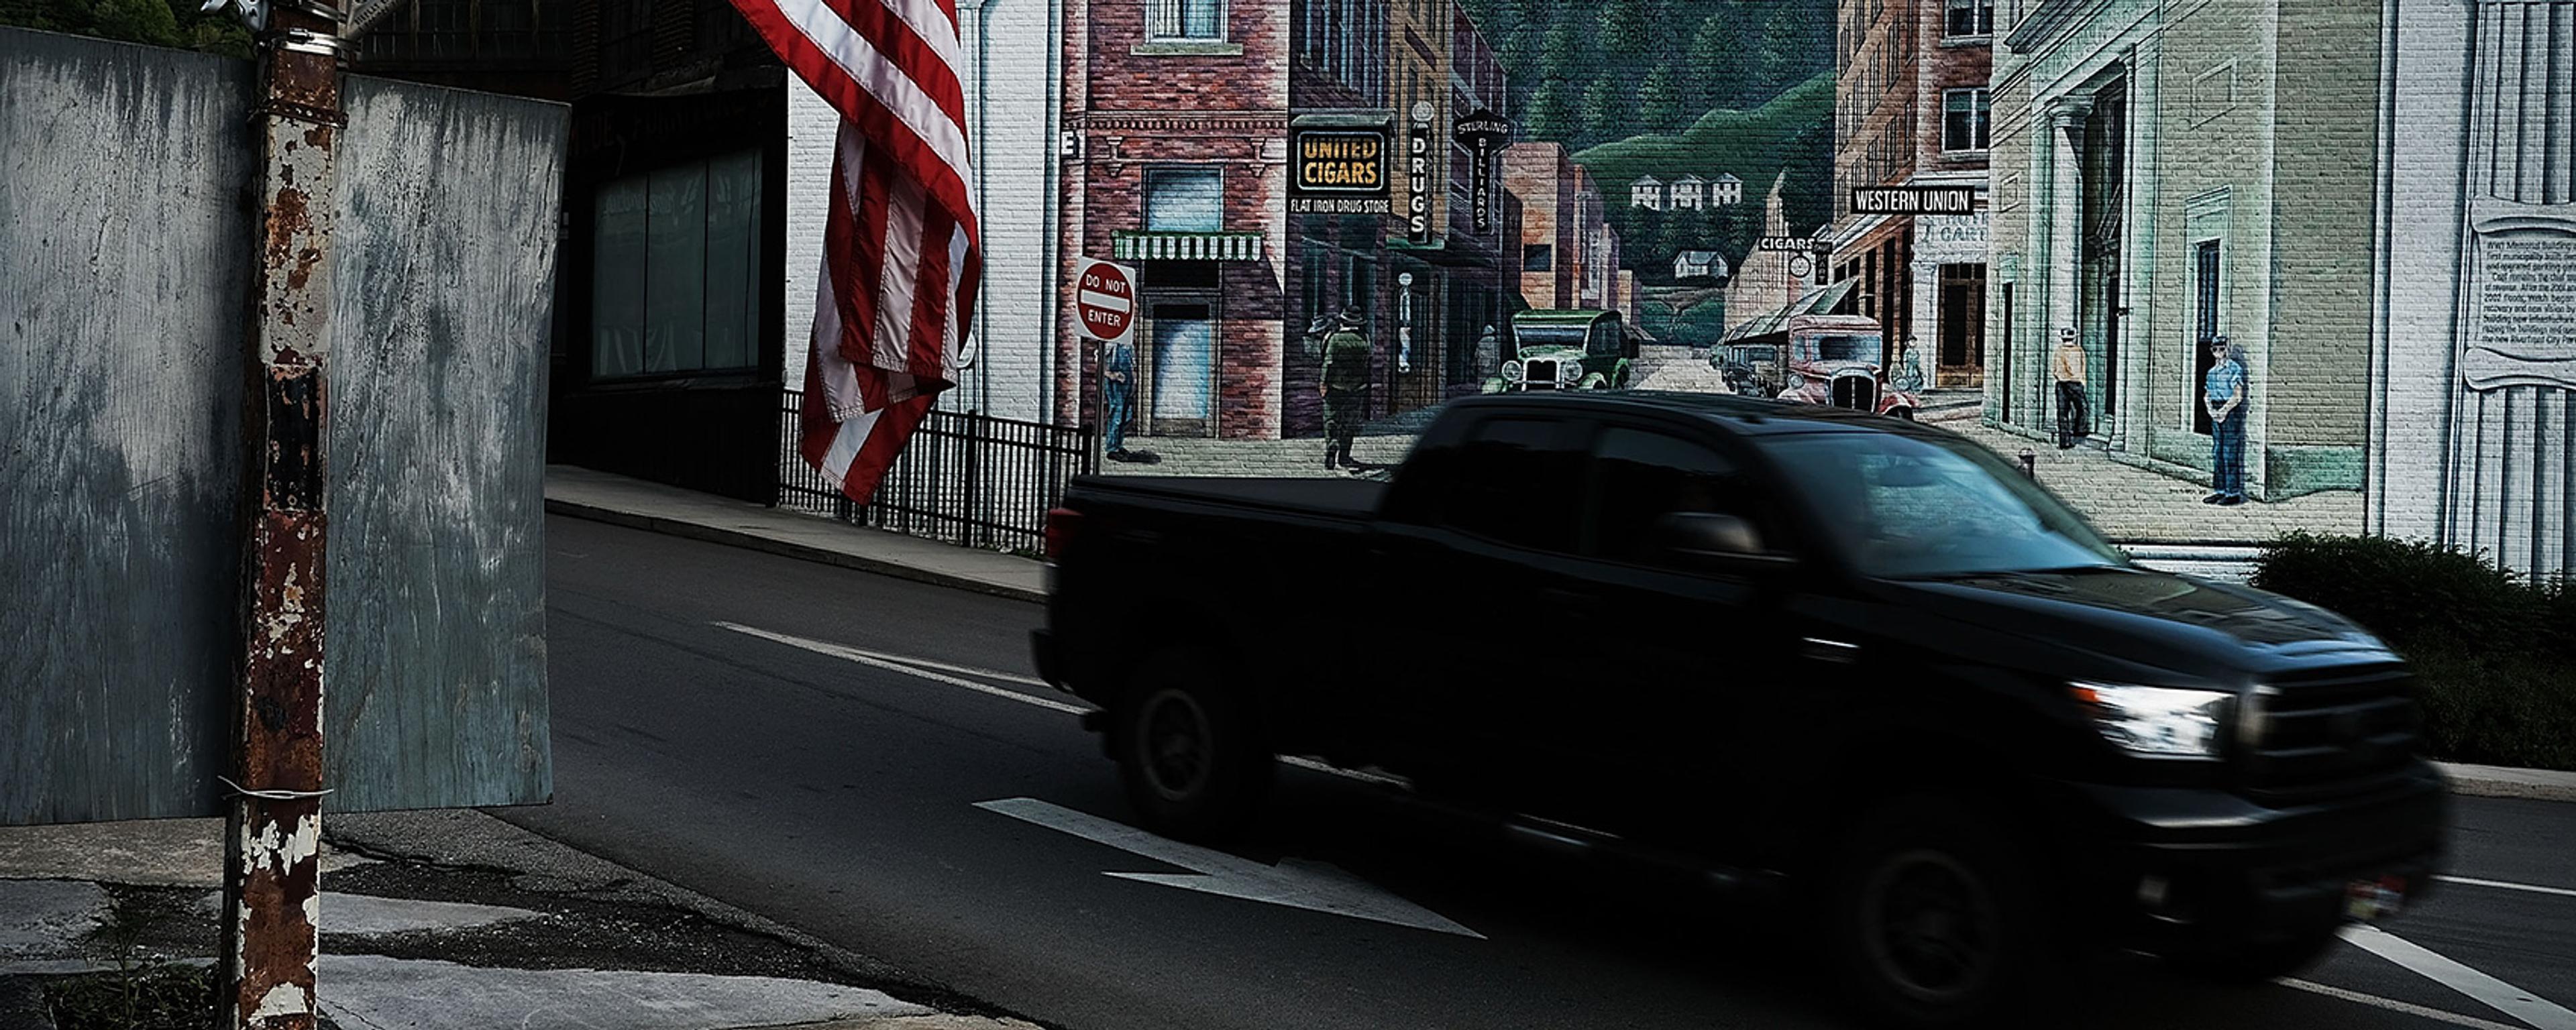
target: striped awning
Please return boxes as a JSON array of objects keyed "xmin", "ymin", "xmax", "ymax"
[{"xmin": 1112, "ymin": 231, "xmax": 1265, "ymax": 262}]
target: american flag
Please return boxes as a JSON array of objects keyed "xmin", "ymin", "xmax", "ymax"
[{"xmin": 730, "ymin": 0, "xmax": 982, "ymax": 505}]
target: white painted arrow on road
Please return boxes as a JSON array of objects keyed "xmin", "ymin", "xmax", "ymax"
[{"xmin": 976, "ymin": 798, "xmax": 1484, "ymax": 939}]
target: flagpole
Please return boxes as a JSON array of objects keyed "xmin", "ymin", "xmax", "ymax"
[{"xmin": 216, "ymin": 0, "xmax": 345, "ymax": 1024}]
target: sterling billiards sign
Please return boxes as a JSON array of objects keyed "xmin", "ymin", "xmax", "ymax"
[{"xmin": 1290, "ymin": 112, "xmax": 1393, "ymax": 215}]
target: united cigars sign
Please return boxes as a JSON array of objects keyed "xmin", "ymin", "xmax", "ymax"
[{"xmin": 1290, "ymin": 111, "xmax": 1393, "ymax": 215}]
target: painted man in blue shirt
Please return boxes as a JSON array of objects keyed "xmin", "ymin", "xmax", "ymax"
[
  {"xmin": 1101, "ymin": 337, "xmax": 1136, "ymax": 461},
  {"xmin": 2203, "ymin": 335, "xmax": 2247, "ymax": 506}
]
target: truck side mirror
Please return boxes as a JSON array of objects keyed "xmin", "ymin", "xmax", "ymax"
[{"xmin": 1656, "ymin": 513, "xmax": 1794, "ymax": 570}]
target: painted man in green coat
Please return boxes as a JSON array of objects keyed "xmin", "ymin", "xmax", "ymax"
[{"xmin": 1319, "ymin": 306, "xmax": 1373, "ymax": 470}]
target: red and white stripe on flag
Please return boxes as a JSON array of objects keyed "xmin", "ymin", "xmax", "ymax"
[{"xmin": 728, "ymin": 0, "xmax": 982, "ymax": 505}]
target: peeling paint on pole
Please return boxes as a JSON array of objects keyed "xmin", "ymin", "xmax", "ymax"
[{"xmin": 227, "ymin": 3, "xmax": 343, "ymax": 1028}]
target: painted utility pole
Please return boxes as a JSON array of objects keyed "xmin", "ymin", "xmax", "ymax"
[{"xmin": 211, "ymin": 0, "xmax": 345, "ymax": 1022}]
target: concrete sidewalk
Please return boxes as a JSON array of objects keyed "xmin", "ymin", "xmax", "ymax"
[
  {"xmin": 545, "ymin": 465, "xmax": 1044, "ymax": 604},
  {"xmin": 0, "ymin": 812, "xmax": 1041, "ymax": 1030}
]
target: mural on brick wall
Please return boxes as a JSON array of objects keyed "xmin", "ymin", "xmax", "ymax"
[
  {"xmin": 1055, "ymin": 0, "xmax": 1836, "ymax": 475},
  {"xmin": 1046, "ymin": 0, "xmax": 2571, "ymax": 578}
]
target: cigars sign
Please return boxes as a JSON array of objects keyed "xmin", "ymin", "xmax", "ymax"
[{"xmin": 1289, "ymin": 112, "xmax": 1393, "ymax": 215}]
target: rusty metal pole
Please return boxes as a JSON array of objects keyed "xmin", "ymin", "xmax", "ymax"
[{"xmin": 223, "ymin": 0, "xmax": 344, "ymax": 1026}]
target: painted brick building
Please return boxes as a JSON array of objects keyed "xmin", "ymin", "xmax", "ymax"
[
  {"xmin": 1828, "ymin": 0, "xmax": 1992, "ymax": 384},
  {"xmin": 1055, "ymin": 0, "xmax": 1293, "ymax": 440}
]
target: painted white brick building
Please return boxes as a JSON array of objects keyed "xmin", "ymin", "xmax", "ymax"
[{"xmin": 784, "ymin": 0, "xmax": 1062, "ymax": 424}]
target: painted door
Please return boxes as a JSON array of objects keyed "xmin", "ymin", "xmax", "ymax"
[{"xmin": 1147, "ymin": 302, "xmax": 1216, "ymax": 436}]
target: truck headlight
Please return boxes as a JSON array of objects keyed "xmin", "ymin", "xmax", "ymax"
[
  {"xmin": 1503, "ymin": 359, "xmax": 1524, "ymax": 382},
  {"xmin": 1559, "ymin": 362, "xmax": 1580, "ymax": 384},
  {"xmin": 2069, "ymin": 682, "xmax": 2231, "ymax": 759}
]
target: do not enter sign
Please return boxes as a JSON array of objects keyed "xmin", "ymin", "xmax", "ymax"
[{"xmin": 1075, "ymin": 258, "xmax": 1138, "ymax": 347}]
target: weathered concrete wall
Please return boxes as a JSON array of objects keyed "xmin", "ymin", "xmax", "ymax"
[{"xmin": 0, "ymin": 27, "xmax": 561, "ymax": 824}]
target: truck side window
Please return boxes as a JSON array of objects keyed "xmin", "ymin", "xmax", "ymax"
[
  {"xmin": 1437, "ymin": 416, "xmax": 1583, "ymax": 553},
  {"xmin": 1587, "ymin": 427, "xmax": 1766, "ymax": 567}
]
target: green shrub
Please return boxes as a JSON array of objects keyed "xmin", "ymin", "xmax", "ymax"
[{"xmin": 2250, "ymin": 532, "xmax": 2576, "ymax": 770}]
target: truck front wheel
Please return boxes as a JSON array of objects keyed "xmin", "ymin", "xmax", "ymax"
[
  {"xmin": 1827, "ymin": 795, "xmax": 2063, "ymax": 1028},
  {"xmin": 1113, "ymin": 649, "xmax": 1273, "ymax": 842}
]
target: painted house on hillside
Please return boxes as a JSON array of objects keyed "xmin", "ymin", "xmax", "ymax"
[
  {"xmin": 1629, "ymin": 175, "xmax": 1666, "ymax": 210},
  {"xmin": 1670, "ymin": 174, "xmax": 1709, "ymax": 209},
  {"xmin": 1674, "ymin": 249, "xmax": 1728, "ymax": 282},
  {"xmin": 1713, "ymin": 172, "xmax": 1745, "ymax": 206}
]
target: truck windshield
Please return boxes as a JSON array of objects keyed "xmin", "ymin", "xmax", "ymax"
[
  {"xmin": 1515, "ymin": 325, "xmax": 1589, "ymax": 351},
  {"xmin": 1762, "ymin": 432, "xmax": 2127, "ymax": 579},
  {"xmin": 1809, "ymin": 335, "xmax": 1874, "ymax": 363}
]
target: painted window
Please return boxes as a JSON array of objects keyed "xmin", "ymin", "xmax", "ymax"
[
  {"xmin": 1146, "ymin": 0, "xmax": 1223, "ymax": 40},
  {"xmin": 1945, "ymin": 0, "xmax": 1994, "ymax": 38},
  {"xmin": 1944, "ymin": 88, "xmax": 1992, "ymax": 153},
  {"xmin": 591, "ymin": 150, "xmax": 763, "ymax": 378},
  {"xmin": 1523, "ymin": 243, "xmax": 1554, "ymax": 272},
  {"xmin": 1143, "ymin": 168, "xmax": 1224, "ymax": 231}
]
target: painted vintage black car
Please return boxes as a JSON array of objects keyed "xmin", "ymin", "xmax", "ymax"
[{"xmin": 1031, "ymin": 392, "xmax": 2447, "ymax": 1028}]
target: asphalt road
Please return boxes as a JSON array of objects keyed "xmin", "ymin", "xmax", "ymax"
[{"xmin": 511, "ymin": 514, "xmax": 2576, "ymax": 1030}]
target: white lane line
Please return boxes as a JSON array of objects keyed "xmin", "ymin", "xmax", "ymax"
[
  {"xmin": 2280, "ymin": 978, "xmax": 2529, "ymax": 1030},
  {"xmin": 715, "ymin": 622, "xmax": 1410, "ymax": 789},
  {"xmin": 717, "ymin": 622, "xmax": 1092, "ymax": 716},
  {"xmin": 2341, "ymin": 923, "xmax": 2576, "ymax": 1030},
  {"xmin": 2438, "ymin": 875, "xmax": 2576, "ymax": 900}
]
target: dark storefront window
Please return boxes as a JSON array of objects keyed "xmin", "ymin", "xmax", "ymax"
[
  {"xmin": 592, "ymin": 150, "xmax": 763, "ymax": 378},
  {"xmin": 2194, "ymin": 239, "xmax": 2222, "ymax": 435},
  {"xmin": 1939, "ymin": 263, "xmax": 1986, "ymax": 371}
]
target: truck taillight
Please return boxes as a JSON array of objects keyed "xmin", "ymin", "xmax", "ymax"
[{"xmin": 1044, "ymin": 507, "xmax": 1083, "ymax": 561}]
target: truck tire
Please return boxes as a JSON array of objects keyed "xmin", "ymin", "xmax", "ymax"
[
  {"xmin": 2168, "ymin": 925, "xmax": 2343, "ymax": 984},
  {"xmin": 1826, "ymin": 795, "xmax": 2062, "ymax": 1029},
  {"xmin": 1112, "ymin": 648, "xmax": 1273, "ymax": 843}
]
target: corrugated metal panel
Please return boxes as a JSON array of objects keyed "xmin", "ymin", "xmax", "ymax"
[{"xmin": 0, "ymin": 28, "xmax": 561, "ymax": 825}]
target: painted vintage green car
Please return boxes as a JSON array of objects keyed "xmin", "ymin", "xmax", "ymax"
[{"xmin": 1483, "ymin": 309, "xmax": 1636, "ymax": 393}]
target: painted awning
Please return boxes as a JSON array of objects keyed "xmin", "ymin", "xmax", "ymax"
[
  {"xmin": 1723, "ymin": 278, "xmax": 1858, "ymax": 343},
  {"xmin": 1112, "ymin": 231, "xmax": 1265, "ymax": 262}
]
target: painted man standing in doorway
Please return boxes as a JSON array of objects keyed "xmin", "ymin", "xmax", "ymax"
[
  {"xmin": 1320, "ymin": 306, "xmax": 1373, "ymax": 471},
  {"xmin": 2051, "ymin": 327, "xmax": 2089, "ymax": 449},
  {"xmin": 2203, "ymin": 335, "xmax": 2248, "ymax": 506}
]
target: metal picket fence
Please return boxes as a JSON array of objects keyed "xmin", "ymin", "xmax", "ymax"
[{"xmin": 777, "ymin": 390, "xmax": 1096, "ymax": 557}]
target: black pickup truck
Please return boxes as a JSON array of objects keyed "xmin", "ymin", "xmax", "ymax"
[{"xmin": 1030, "ymin": 392, "xmax": 2445, "ymax": 1027}]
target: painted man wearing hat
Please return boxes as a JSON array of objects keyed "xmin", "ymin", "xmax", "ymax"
[
  {"xmin": 1318, "ymin": 306, "xmax": 1374, "ymax": 471},
  {"xmin": 2051, "ymin": 327, "xmax": 2090, "ymax": 449}
]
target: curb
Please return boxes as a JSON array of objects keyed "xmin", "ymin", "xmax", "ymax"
[
  {"xmin": 2437, "ymin": 762, "xmax": 2576, "ymax": 803},
  {"xmin": 543, "ymin": 498, "xmax": 1046, "ymax": 606}
]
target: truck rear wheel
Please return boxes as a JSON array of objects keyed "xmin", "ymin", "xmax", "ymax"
[
  {"xmin": 1113, "ymin": 649, "xmax": 1273, "ymax": 843},
  {"xmin": 1826, "ymin": 795, "xmax": 2062, "ymax": 1028}
]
